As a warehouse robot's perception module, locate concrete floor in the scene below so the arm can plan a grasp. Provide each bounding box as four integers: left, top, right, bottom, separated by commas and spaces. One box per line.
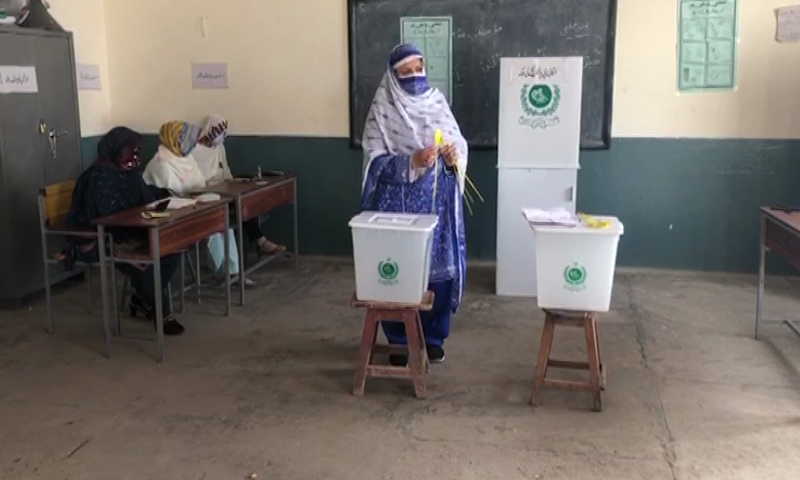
2, 259, 800, 479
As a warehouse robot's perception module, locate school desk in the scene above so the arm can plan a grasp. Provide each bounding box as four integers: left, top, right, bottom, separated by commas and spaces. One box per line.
94, 199, 233, 363
756, 207, 800, 340
197, 173, 299, 306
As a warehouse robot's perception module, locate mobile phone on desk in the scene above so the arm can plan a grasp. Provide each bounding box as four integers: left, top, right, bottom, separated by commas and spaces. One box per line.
263, 170, 284, 176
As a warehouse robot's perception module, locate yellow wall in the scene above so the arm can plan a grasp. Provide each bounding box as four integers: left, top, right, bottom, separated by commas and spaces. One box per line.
52, 0, 800, 139
103, 0, 349, 136
49, 0, 112, 136
614, 0, 800, 138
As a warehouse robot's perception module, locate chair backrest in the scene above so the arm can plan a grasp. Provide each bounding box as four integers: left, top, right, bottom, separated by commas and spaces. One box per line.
39, 180, 76, 228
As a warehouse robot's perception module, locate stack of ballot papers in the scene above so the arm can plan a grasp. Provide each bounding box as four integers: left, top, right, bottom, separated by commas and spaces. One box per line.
521, 207, 579, 227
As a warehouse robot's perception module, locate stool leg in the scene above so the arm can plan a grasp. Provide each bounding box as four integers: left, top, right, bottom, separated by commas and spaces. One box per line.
353, 310, 379, 397
584, 316, 603, 412
404, 310, 427, 399
415, 312, 430, 373
531, 315, 556, 406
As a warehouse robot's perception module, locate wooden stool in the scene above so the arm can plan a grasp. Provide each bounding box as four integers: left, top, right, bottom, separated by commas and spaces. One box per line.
531, 309, 606, 412
351, 291, 434, 399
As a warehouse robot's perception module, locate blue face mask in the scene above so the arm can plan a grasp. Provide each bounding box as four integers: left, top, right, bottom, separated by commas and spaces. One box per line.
397, 72, 430, 95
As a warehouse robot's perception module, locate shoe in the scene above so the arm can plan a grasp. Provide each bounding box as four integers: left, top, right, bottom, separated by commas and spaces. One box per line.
129, 294, 155, 320
155, 315, 185, 336
229, 275, 256, 288
389, 354, 408, 367
427, 345, 445, 363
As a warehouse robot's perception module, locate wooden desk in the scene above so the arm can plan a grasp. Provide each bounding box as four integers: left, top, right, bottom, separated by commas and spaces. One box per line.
756, 207, 800, 340
198, 174, 299, 305
94, 199, 233, 362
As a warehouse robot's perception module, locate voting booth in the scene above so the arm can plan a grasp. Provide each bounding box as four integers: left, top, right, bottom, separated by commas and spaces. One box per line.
496, 57, 584, 297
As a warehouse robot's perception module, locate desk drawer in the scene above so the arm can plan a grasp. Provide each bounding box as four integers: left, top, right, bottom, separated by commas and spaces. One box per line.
765, 218, 800, 271
241, 181, 294, 221
158, 207, 227, 256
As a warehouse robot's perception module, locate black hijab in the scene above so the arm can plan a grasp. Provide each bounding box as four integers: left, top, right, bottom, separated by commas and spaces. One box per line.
67, 127, 161, 229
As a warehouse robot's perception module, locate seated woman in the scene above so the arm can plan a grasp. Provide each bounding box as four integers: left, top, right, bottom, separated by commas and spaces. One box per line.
143, 120, 252, 287
66, 126, 185, 335
361, 44, 468, 364
193, 114, 286, 256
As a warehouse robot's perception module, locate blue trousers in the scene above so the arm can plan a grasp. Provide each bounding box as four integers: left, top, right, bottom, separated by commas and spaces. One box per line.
382, 279, 453, 348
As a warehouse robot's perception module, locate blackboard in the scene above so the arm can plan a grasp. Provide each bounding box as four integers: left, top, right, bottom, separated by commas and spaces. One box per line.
348, 0, 617, 150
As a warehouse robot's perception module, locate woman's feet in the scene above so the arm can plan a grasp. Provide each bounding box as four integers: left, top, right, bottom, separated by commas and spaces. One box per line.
221, 274, 256, 288
128, 293, 184, 336
161, 315, 185, 336
256, 237, 286, 256
388, 345, 445, 366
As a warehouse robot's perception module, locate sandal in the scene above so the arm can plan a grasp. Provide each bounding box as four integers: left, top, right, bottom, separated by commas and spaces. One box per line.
258, 241, 286, 256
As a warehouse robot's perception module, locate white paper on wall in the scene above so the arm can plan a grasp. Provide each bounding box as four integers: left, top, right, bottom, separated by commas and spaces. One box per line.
191, 62, 229, 89
77, 63, 102, 90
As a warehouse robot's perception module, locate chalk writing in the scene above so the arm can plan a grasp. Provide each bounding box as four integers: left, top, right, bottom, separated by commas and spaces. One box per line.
560, 22, 590, 38
454, 25, 503, 41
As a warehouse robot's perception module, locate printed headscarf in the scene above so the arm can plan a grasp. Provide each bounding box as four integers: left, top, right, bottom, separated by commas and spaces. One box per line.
389, 43, 429, 96
158, 121, 200, 157
362, 44, 468, 193
96, 126, 143, 171
198, 114, 228, 147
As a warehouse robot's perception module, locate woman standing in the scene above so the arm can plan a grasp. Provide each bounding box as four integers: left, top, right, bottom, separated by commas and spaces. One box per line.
193, 114, 286, 256
67, 127, 185, 335
144, 121, 251, 286
361, 44, 468, 364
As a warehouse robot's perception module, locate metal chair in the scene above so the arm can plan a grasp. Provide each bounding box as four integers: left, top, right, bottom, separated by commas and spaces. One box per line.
38, 180, 106, 334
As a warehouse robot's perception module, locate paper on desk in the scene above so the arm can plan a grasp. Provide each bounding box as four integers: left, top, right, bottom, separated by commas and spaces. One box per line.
147, 197, 197, 210
521, 207, 578, 226
777, 5, 800, 43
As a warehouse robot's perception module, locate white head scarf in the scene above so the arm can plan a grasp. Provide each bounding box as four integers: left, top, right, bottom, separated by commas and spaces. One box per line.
193, 114, 232, 183
362, 51, 468, 193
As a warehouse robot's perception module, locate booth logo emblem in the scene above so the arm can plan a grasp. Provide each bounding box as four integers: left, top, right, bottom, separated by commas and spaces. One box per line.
519, 83, 561, 129
378, 258, 399, 285
564, 263, 587, 291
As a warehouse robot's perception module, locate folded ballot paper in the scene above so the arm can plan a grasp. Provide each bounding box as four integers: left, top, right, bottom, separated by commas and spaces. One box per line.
521, 207, 579, 227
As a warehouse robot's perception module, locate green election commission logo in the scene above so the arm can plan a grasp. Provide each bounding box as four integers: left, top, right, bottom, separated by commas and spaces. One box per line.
378, 258, 399, 286
519, 83, 561, 129
564, 263, 587, 291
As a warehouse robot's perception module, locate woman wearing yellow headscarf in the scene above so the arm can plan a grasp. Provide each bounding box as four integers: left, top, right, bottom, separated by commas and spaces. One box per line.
144, 121, 252, 287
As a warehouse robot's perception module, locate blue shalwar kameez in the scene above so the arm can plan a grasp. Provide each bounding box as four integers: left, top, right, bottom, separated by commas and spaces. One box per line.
360, 44, 468, 348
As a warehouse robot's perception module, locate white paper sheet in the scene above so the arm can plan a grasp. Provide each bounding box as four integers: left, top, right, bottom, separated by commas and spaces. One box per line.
521, 207, 578, 226
0, 66, 38, 94
191, 62, 229, 89
77, 63, 102, 90
777, 6, 800, 43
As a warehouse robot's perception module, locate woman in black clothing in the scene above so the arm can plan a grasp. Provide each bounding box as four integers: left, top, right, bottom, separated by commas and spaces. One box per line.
66, 126, 185, 335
